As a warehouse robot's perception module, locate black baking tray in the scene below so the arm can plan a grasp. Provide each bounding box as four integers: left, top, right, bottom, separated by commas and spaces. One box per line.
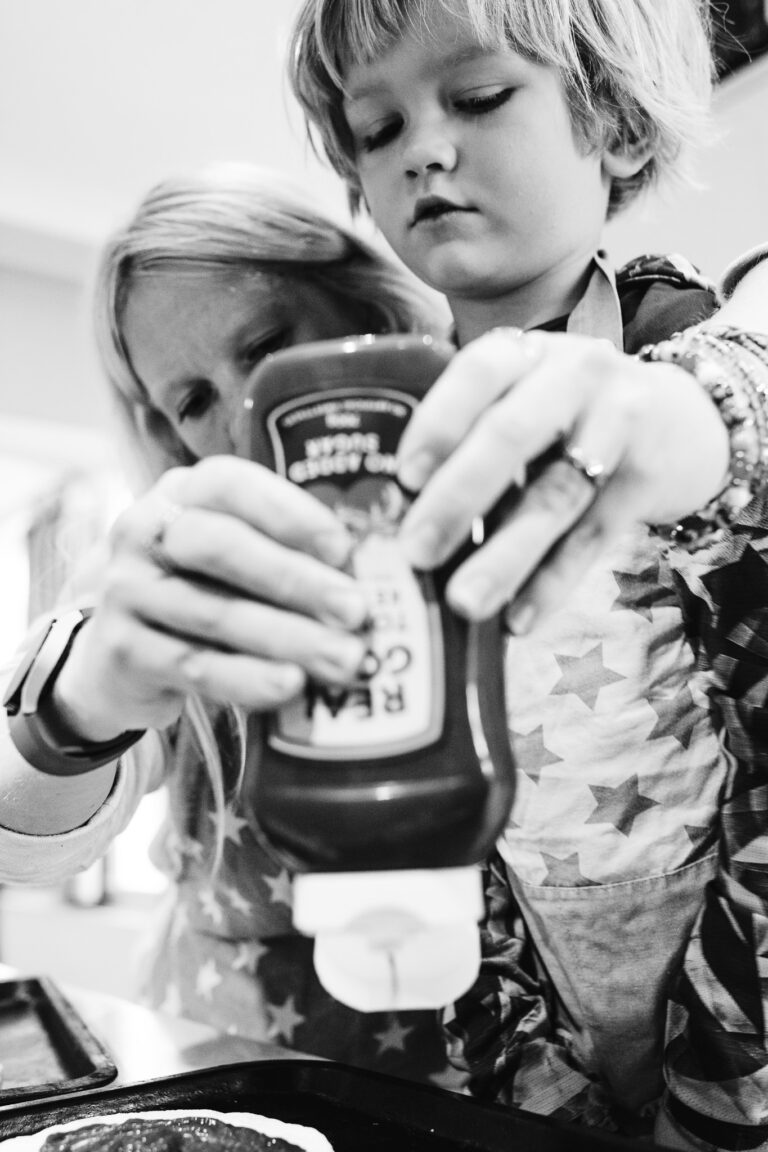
0, 1058, 645, 1151
0, 977, 117, 1104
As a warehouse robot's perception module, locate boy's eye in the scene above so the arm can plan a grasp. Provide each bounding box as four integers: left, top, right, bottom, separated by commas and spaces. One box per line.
454, 87, 513, 115
357, 117, 402, 154
177, 382, 215, 424
242, 328, 290, 368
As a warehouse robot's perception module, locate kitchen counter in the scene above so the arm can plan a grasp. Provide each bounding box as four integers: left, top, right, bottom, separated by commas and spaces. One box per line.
0, 961, 315, 1109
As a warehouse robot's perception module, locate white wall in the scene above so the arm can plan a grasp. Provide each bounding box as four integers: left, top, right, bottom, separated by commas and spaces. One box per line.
0, 0, 347, 446
606, 55, 768, 276
0, 0, 344, 245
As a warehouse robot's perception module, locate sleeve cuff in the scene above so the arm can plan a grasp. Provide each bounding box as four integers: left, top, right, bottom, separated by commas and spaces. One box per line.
719, 243, 768, 301
0, 732, 165, 885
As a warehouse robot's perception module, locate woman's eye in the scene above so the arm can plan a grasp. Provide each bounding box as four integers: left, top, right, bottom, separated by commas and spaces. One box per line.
242, 328, 289, 368
177, 383, 215, 424
455, 88, 513, 115
358, 118, 402, 153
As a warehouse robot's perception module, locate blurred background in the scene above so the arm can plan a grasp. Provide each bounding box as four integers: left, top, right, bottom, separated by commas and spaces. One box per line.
0, 0, 766, 996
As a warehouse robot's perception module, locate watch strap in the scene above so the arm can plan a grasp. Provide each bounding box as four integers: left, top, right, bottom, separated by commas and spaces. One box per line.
3, 608, 143, 776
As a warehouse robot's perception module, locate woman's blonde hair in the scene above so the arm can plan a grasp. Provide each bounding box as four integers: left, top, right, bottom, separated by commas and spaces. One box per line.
289, 0, 715, 216
94, 161, 443, 485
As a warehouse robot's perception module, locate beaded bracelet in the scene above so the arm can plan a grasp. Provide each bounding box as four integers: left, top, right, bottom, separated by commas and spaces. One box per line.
639, 325, 768, 551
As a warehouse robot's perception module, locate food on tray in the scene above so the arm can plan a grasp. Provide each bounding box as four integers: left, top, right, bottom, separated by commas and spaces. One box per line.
0, 1110, 333, 1152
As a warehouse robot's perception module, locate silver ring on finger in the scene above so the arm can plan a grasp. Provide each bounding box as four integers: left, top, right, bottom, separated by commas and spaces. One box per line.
561, 443, 607, 492
146, 501, 185, 571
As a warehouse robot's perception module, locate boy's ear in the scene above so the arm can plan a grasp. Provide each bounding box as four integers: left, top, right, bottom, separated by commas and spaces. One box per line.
602, 140, 653, 180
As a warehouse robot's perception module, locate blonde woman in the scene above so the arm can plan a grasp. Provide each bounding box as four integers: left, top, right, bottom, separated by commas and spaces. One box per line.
0, 162, 464, 1087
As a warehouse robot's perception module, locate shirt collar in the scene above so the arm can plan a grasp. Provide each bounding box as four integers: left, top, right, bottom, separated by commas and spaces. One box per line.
565, 249, 623, 349
446, 250, 623, 349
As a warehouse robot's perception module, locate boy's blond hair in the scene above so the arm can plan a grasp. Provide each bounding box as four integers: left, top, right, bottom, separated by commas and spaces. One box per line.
289, 0, 715, 217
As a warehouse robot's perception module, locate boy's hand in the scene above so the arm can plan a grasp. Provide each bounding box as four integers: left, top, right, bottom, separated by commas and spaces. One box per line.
396, 328, 729, 633
54, 456, 369, 738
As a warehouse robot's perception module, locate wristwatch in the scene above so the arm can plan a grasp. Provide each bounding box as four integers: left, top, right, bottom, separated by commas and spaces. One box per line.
2, 608, 143, 776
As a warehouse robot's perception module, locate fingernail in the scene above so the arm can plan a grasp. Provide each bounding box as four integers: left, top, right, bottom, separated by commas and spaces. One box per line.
506, 602, 536, 636
270, 664, 305, 698
399, 522, 441, 569
398, 451, 436, 493
315, 528, 354, 569
322, 584, 369, 630
448, 574, 494, 619
315, 635, 366, 682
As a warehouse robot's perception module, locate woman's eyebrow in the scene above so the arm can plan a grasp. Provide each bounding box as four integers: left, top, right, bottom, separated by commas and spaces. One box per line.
154, 374, 206, 411
232, 315, 285, 349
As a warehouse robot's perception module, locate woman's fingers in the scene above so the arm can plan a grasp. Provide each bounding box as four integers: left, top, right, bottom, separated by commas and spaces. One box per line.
444, 457, 599, 619
398, 328, 542, 490
83, 614, 310, 720
67, 454, 378, 731
121, 566, 366, 686
507, 481, 647, 635
395, 330, 732, 631
158, 456, 356, 568
124, 505, 368, 630
111, 458, 370, 632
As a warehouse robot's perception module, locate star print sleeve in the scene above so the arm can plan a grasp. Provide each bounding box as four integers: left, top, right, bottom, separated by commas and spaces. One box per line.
0, 728, 165, 885
443, 850, 592, 1117
660, 503, 768, 1150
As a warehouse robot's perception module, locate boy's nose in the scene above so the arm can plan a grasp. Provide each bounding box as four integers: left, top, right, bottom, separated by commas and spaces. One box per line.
404, 126, 458, 177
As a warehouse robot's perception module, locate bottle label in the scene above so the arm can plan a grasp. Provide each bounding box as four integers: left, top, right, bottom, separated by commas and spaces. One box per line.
265, 389, 444, 760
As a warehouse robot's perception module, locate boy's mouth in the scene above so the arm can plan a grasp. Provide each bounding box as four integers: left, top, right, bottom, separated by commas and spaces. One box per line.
410, 196, 474, 227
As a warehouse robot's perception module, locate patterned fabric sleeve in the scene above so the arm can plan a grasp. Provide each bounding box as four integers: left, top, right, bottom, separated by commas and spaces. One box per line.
660, 492, 768, 1150
444, 850, 596, 1119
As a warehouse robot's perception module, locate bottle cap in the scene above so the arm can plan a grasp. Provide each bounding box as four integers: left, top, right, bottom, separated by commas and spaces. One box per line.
292, 867, 483, 1012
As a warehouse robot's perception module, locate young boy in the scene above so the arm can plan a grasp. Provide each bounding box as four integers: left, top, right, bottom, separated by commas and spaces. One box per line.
289, 1, 768, 1147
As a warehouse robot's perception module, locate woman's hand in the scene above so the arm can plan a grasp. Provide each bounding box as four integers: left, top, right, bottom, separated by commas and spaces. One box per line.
396, 328, 730, 633
53, 456, 369, 739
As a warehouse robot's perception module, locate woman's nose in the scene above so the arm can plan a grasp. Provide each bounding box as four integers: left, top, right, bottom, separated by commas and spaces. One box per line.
404, 120, 458, 177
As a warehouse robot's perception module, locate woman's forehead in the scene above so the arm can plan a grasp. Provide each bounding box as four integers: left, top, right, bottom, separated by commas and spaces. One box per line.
127, 264, 295, 316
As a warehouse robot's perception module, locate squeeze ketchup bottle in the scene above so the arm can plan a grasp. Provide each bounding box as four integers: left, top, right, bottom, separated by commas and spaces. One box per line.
237, 333, 516, 1011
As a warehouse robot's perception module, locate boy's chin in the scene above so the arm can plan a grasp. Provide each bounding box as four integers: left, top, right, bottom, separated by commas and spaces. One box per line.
421, 261, 520, 303
407, 243, 511, 300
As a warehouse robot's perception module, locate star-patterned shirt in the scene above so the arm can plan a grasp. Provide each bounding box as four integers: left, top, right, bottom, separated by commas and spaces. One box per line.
445, 258, 768, 1148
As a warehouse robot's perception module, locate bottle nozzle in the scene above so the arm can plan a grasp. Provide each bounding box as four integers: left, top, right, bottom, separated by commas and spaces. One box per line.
293, 868, 483, 1012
